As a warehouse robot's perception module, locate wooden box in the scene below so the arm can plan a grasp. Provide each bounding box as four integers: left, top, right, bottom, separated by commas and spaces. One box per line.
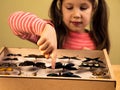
0, 47, 116, 90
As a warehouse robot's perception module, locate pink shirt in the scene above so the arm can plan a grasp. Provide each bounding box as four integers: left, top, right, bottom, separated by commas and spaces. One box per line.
63, 32, 96, 50
8, 11, 96, 50
8, 11, 52, 43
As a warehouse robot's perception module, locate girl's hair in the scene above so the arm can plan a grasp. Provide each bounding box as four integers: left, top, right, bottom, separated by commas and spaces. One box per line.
49, 0, 110, 53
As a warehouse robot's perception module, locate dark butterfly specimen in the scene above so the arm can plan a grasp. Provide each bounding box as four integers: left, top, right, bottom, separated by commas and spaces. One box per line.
0, 62, 17, 68
35, 62, 46, 69
92, 68, 109, 77
19, 61, 46, 69
80, 57, 105, 68
7, 53, 22, 56
47, 71, 80, 78
24, 54, 45, 58
48, 62, 77, 70
59, 56, 80, 60
63, 63, 77, 70
3, 53, 21, 61
3, 58, 18, 61
0, 62, 21, 75
19, 61, 35, 66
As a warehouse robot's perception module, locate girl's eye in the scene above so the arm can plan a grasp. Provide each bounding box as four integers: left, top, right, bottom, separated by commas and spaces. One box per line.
80, 6, 88, 10
66, 7, 73, 10
80, 5, 89, 10
65, 5, 73, 10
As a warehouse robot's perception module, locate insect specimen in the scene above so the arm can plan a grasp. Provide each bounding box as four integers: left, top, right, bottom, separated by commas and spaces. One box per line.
7, 53, 22, 56
24, 54, 45, 58
19, 61, 46, 69
48, 62, 77, 70
59, 56, 80, 60
80, 57, 105, 68
3, 58, 18, 61
47, 71, 80, 78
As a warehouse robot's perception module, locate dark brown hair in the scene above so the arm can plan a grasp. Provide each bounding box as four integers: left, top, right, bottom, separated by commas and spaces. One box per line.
49, 0, 110, 53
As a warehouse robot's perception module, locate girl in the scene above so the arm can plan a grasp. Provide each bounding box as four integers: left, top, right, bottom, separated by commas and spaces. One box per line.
8, 0, 110, 68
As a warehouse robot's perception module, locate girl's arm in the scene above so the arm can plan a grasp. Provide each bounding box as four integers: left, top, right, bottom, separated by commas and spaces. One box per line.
8, 11, 52, 43
37, 24, 57, 68
8, 11, 57, 68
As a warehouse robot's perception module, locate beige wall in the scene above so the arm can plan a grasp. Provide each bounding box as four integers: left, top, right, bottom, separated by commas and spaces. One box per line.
0, 0, 120, 64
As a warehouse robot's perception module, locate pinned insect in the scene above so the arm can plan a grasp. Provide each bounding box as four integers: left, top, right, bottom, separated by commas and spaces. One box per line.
48, 62, 77, 70
0, 63, 17, 68
3, 58, 18, 61
80, 57, 106, 69
3, 54, 21, 62
24, 54, 45, 58
0, 63, 20, 75
19, 61, 46, 69
92, 68, 108, 76
19, 61, 35, 66
47, 71, 80, 78
7, 53, 22, 56
79, 57, 109, 77
0, 67, 13, 71
59, 56, 80, 60
24, 54, 46, 62
35, 62, 46, 69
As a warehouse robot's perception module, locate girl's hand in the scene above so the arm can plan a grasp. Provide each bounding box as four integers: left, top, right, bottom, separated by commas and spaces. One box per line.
37, 24, 57, 69
83, 47, 91, 50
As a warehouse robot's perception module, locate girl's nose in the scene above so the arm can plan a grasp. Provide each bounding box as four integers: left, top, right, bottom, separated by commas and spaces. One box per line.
73, 9, 82, 19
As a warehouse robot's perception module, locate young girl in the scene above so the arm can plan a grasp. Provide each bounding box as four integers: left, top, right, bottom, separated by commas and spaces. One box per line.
8, 0, 110, 68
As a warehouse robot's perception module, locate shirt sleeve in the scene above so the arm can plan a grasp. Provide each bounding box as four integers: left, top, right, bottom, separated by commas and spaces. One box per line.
8, 11, 53, 43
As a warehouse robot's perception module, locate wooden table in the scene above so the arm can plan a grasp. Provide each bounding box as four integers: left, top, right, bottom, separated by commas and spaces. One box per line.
112, 65, 120, 90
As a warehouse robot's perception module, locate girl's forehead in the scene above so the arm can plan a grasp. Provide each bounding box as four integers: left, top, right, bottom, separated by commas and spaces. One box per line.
62, 0, 92, 6
62, 0, 91, 3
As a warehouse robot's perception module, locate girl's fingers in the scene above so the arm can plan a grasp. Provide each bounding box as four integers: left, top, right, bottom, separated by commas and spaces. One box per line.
50, 49, 57, 69
39, 44, 53, 55
38, 41, 49, 51
83, 47, 91, 50
37, 24, 57, 69
41, 49, 56, 69
37, 37, 46, 46
51, 57, 56, 69
44, 54, 50, 59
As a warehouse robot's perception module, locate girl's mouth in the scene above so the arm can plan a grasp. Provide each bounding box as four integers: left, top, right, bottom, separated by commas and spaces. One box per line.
71, 21, 83, 26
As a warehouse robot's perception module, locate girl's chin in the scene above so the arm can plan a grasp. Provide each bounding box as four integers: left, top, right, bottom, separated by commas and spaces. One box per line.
68, 28, 85, 33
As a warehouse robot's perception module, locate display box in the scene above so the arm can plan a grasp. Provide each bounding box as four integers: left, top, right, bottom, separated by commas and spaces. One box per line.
0, 47, 116, 90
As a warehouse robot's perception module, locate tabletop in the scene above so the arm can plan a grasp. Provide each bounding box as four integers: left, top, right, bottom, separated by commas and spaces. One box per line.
112, 65, 120, 90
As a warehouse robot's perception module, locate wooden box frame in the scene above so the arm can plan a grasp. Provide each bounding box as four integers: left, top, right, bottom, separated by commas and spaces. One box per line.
0, 47, 116, 90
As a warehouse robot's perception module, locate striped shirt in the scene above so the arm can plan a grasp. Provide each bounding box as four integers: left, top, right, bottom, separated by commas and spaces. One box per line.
63, 31, 96, 50
8, 11, 96, 50
8, 11, 52, 43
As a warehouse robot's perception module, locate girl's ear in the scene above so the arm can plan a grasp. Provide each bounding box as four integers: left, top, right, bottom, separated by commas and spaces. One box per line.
92, 0, 97, 12
91, 0, 98, 19
57, 0, 61, 10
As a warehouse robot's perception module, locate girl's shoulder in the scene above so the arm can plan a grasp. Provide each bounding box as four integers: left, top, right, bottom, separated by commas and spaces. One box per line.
43, 19, 54, 27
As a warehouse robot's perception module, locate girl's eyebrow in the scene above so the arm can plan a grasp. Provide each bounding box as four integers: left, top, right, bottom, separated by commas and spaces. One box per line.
64, 3, 73, 5
81, 3, 89, 6
63, 3, 73, 8
64, 2, 90, 6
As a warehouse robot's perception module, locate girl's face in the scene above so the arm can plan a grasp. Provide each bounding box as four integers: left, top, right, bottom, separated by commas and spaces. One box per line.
62, 0, 93, 33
